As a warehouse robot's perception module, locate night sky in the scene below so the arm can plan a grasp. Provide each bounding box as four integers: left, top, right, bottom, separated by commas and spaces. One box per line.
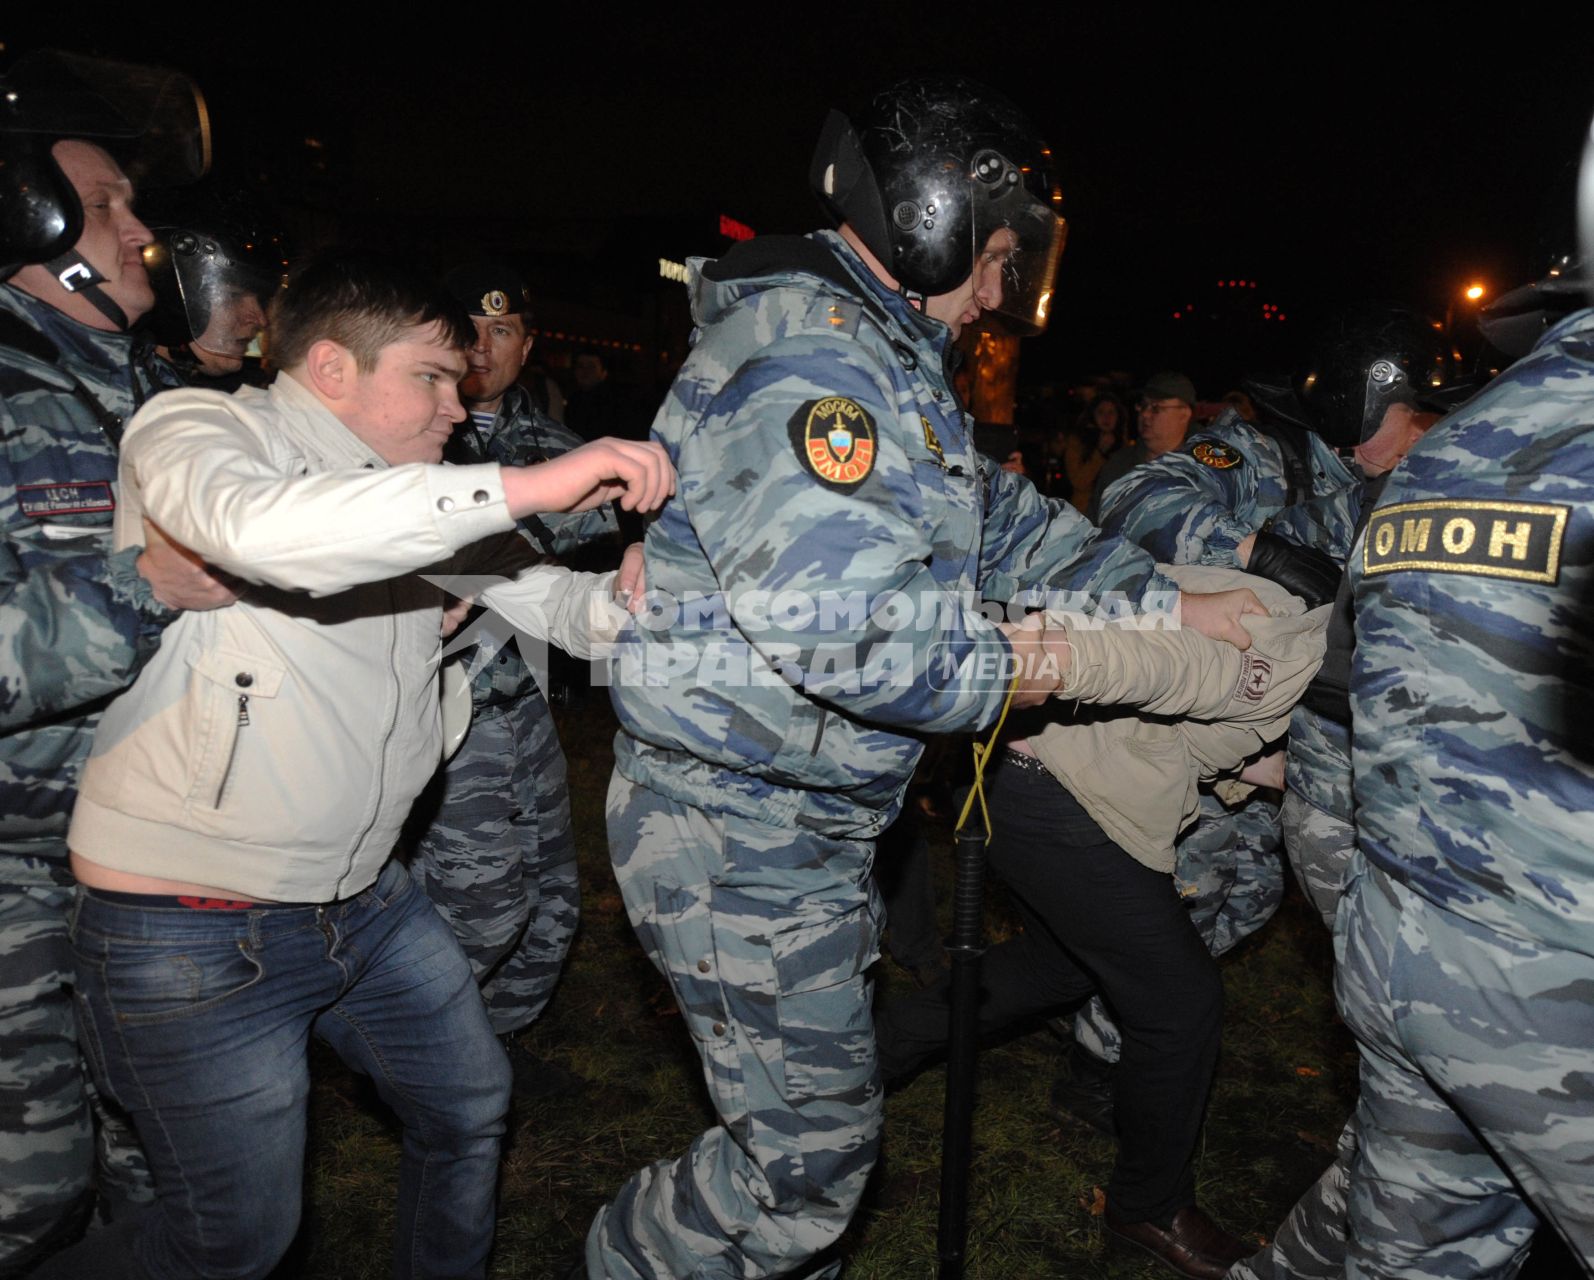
8, 10, 1594, 390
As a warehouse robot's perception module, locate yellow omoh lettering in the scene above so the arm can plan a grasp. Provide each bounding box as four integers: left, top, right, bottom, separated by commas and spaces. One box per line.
1441, 518, 1476, 555
1398, 518, 1432, 554
1488, 520, 1532, 561
1374, 522, 1396, 556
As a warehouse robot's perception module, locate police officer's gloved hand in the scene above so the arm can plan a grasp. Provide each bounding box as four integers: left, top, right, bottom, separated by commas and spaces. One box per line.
1245, 532, 1342, 608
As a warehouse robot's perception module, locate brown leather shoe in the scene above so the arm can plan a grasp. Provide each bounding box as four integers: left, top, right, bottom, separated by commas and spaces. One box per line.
1103, 1202, 1254, 1279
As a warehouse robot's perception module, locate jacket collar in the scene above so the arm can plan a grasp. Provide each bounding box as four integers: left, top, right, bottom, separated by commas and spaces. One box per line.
269, 370, 391, 470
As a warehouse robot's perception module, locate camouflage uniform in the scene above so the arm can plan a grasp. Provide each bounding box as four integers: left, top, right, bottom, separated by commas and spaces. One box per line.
1229, 490, 1369, 1280
1081, 409, 1357, 1063
410, 385, 616, 1036
0, 284, 179, 1274
1266, 480, 1371, 931
1243, 306, 1594, 1278
592, 230, 1176, 1279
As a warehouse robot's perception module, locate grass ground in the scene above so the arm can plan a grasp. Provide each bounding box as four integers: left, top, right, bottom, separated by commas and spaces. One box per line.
287, 692, 1571, 1279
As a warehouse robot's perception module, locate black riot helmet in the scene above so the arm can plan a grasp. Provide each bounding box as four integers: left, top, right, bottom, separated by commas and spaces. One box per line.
141, 187, 288, 367
810, 75, 1067, 334
0, 50, 209, 323
1252, 305, 1455, 449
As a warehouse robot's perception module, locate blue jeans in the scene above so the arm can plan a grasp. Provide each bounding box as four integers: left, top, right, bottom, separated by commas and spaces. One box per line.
57, 859, 510, 1280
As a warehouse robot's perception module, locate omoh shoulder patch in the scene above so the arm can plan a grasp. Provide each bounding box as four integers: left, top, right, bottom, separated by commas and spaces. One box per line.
1362, 499, 1569, 585
1191, 441, 1242, 470
789, 397, 877, 489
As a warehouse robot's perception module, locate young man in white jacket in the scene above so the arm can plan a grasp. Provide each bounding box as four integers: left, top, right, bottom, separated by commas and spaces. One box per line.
39, 254, 673, 1280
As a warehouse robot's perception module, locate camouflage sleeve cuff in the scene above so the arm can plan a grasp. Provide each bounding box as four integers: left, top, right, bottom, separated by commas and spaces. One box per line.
105, 544, 178, 649
1149, 569, 1180, 598
1202, 518, 1255, 566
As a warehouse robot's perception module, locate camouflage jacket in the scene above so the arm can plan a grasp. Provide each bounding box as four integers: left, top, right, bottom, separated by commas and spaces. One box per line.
0, 285, 179, 884
1350, 305, 1594, 953
449, 383, 619, 709
1098, 407, 1357, 566
611, 230, 1176, 837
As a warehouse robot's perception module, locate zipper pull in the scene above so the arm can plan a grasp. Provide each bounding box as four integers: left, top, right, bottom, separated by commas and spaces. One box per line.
237, 694, 251, 726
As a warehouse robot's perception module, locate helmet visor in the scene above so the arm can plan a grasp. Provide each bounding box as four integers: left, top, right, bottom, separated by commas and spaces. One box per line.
967, 163, 1067, 336
145, 232, 277, 359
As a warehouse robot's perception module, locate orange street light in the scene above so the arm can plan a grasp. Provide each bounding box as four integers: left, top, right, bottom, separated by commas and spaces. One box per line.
1464, 283, 1486, 301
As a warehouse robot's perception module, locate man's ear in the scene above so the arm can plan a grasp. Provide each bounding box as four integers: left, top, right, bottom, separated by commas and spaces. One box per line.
304, 339, 354, 401
519, 333, 535, 364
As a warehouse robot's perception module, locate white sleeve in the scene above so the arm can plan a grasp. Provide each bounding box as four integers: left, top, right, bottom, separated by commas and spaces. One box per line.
120, 393, 515, 596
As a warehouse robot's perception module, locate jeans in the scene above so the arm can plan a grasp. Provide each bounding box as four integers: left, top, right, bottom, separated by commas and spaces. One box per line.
874, 755, 1222, 1223
54, 859, 510, 1280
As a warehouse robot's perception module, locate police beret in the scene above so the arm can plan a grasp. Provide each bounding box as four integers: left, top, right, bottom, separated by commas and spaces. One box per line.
443, 259, 531, 318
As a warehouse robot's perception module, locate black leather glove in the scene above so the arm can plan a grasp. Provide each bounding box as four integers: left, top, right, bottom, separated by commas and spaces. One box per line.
1245, 531, 1342, 608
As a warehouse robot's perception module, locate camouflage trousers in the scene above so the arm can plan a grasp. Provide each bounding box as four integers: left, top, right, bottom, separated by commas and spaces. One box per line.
587, 773, 884, 1280
410, 693, 579, 1037
1281, 790, 1355, 932
1076, 788, 1284, 1063
1236, 862, 1594, 1279
0, 881, 150, 1277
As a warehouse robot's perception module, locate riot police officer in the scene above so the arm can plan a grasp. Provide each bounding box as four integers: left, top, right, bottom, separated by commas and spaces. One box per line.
1236, 126, 1594, 1279
141, 185, 287, 385
0, 49, 232, 1275
586, 74, 1258, 1280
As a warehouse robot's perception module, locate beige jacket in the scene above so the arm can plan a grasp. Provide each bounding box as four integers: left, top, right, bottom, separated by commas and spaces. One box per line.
70, 375, 625, 901
1025, 565, 1327, 871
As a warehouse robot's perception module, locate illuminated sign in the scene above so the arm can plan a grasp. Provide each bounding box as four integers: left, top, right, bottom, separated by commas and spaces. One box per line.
719, 214, 755, 242
659, 258, 690, 284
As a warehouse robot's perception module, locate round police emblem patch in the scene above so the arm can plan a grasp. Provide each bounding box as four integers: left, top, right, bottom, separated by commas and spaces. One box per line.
788, 397, 877, 489
481, 289, 510, 316
1192, 441, 1242, 469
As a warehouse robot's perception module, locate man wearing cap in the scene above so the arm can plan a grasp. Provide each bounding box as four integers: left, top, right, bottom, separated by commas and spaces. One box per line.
408, 261, 619, 1096
1085, 371, 1197, 522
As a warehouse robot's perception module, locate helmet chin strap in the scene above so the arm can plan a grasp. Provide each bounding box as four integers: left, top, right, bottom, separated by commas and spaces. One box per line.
44, 250, 130, 331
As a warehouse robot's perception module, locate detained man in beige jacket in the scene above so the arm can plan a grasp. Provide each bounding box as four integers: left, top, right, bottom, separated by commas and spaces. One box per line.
886, 569, 1326, 1278
42, 255, 674, 1280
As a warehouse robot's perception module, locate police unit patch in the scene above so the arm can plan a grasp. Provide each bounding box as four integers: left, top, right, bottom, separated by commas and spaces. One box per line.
1234, 652, 1273, 703
17, 482, 114, 518
1362, 499, 1569, 585
921, 416, 946, 467
1192, 441, 1242, 470
789, 397, 877, 489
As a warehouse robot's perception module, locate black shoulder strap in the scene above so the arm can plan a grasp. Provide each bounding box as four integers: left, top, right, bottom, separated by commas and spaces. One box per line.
0, 309, 61, 366
1301, 472, 1392, 725
0, 309, 127, 448
1252, 417, 1315, 508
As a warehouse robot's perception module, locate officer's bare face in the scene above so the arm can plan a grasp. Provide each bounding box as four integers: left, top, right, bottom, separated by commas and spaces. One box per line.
461, 314, 533, 411
341, 323, 469, 465
53, 140, 156, 321
1137, 399, 1193, 460
925, 229, 1015, 340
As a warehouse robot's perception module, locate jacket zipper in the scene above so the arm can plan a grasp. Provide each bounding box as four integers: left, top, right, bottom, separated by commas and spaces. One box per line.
214, 694, 250, 807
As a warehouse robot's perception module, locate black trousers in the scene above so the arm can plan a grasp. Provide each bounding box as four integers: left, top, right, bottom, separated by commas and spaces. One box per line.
874, 753, 1223, 1223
